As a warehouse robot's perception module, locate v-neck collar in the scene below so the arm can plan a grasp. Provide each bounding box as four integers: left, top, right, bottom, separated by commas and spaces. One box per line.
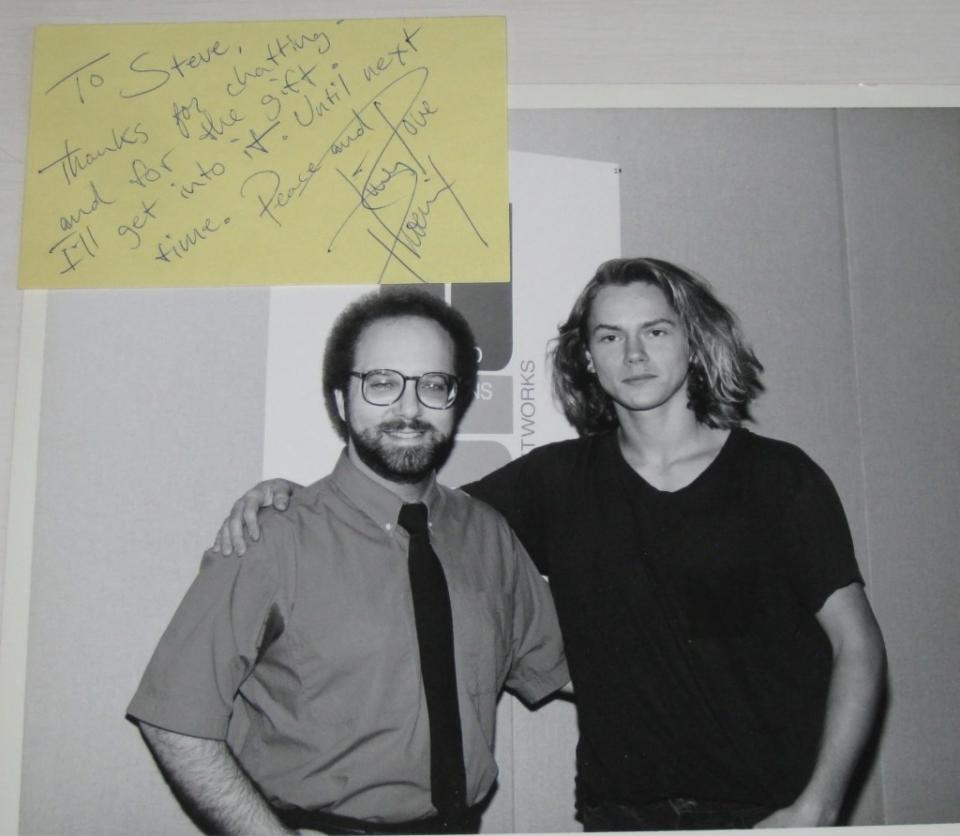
613, 427, 744, 500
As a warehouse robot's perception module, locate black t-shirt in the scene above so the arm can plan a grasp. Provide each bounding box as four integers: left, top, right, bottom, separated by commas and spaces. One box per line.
464, 428, 863, 808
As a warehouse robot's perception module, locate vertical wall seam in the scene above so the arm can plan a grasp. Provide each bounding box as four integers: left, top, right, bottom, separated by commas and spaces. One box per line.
0, 290, 48, 836
833, 114, 874, 582
833, 108, 888, 826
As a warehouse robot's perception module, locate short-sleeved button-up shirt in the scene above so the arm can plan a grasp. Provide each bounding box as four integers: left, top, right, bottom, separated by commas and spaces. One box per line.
128, 452, 568, 822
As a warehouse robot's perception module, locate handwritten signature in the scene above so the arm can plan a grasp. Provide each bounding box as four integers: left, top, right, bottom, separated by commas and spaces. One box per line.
239, 64, 487, 282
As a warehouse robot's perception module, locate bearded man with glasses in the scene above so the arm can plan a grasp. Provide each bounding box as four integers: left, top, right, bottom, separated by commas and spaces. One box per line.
127, 290, 569, 836
345, 368, 461, 479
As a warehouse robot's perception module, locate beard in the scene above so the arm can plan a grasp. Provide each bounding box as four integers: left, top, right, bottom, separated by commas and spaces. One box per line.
349, 417, 455, 484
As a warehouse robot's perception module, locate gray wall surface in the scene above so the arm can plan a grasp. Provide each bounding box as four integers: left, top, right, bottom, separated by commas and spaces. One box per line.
22, 290, 269, 833
839, 110, 960, 824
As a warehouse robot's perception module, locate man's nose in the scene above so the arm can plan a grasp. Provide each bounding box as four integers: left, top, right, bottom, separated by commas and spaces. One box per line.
625, 335, 647, 363
394, 381, 423, 417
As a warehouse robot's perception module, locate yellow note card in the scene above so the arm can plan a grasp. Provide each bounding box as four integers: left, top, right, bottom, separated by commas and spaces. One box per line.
20, 18, 508, 288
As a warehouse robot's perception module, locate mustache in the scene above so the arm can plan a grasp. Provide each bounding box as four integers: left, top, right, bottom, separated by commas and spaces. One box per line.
378, 419, 437, 433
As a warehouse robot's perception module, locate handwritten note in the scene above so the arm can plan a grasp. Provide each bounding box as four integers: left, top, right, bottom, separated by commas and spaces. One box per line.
19, 18, 508, 288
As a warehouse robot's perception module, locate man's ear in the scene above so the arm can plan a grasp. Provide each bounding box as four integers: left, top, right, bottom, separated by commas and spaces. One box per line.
584, 349, 596, 374
334, 389, 347, 422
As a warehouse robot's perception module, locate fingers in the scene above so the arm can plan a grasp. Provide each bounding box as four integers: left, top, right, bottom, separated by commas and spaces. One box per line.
242, 496, 261, 545
215, 480, 298, 559
214, 520, 232, 556
228, 499, 248, 556
268, 479, 292, 510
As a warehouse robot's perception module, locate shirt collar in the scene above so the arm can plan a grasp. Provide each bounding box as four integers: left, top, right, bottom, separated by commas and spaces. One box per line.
330, 449, 443, 532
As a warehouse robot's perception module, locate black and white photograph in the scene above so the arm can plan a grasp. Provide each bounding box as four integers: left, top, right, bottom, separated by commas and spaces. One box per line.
1, 4, 958, 835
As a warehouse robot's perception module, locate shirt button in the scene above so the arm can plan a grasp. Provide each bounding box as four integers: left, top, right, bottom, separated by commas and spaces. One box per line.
385, 523, 393, 531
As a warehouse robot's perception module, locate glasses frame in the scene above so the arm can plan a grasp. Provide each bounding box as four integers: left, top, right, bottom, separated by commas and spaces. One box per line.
349, 369, 460, 410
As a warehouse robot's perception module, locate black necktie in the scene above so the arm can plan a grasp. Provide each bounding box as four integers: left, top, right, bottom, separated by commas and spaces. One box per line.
398, 502, 468, 822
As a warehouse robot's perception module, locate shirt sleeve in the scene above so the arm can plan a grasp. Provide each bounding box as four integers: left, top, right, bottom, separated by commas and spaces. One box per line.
502, 530, 569, 704
780, 452, 864, 613
463, 452, 551, 574
126, 539, 283, 740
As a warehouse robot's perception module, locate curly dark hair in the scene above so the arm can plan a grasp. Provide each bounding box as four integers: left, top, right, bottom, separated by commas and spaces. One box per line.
322, 288, 479, 442
550, 257, 765, 435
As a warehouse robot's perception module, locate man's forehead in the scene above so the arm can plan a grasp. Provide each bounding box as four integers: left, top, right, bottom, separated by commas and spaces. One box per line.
588, 283, 677, 326
354, 315, 454, 364
358, 314, 448, 340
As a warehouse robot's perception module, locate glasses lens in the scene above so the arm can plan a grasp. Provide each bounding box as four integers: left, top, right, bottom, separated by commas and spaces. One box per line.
417, 373, 456, 408
362, 370, 404, 405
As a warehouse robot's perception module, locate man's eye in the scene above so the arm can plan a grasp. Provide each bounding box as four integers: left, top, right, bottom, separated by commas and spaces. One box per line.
368, 377, 397, 390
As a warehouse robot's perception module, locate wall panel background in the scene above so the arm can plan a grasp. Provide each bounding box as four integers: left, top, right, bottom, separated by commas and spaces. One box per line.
838, 109, 960, 825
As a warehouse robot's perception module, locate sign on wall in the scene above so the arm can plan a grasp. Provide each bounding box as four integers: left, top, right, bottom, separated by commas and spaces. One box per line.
20, 17, 508, 289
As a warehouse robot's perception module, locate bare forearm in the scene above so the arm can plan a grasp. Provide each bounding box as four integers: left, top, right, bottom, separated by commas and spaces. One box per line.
141, 723, 292, 835
756, 584, 886, 829
797, 638, 886, 823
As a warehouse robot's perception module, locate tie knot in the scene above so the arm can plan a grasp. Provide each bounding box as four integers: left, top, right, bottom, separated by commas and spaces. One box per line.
398, 502, 429, 535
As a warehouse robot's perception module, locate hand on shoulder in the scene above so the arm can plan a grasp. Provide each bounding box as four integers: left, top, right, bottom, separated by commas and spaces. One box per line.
212, 478, 301, 556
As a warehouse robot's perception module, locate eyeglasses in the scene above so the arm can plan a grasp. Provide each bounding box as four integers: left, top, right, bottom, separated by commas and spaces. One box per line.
349, 369, 460, 410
